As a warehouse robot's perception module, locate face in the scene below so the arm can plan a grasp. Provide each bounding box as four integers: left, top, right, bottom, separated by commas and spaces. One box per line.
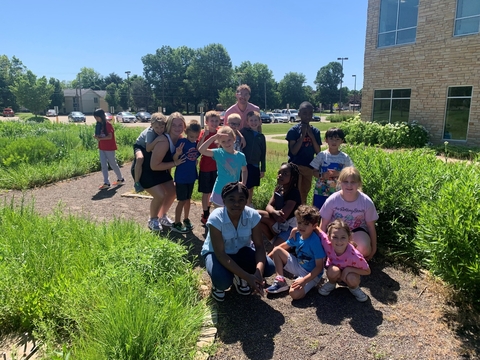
340, 175, 360, 194
94, 116, 101, 122
152, 122, 165, 136
170, 118, 185, 137
218, 133, 235, 150
187, 131, 199, 143
228, 119, 241, 130
298, 107, 313, 124
223, 191, 247, 216
296, 218, 316, 238
247, 115, 260, 131
206, 116, 220, 131
325, 136, 344, 151
277, 165, 292, 186
235, 90, 250, 105
329, 227, 349, 255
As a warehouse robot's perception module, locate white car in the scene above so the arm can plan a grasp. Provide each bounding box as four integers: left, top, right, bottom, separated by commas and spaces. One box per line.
46, 109, 57, 117
272, 113, 289, 123
281, 109, 299, 122
116, 112, 136, 123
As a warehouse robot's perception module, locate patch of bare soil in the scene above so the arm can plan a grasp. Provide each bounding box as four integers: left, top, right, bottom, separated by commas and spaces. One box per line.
1, 164, 478, 360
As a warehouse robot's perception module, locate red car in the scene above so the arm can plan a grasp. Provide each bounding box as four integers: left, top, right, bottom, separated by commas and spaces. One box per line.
3, 108, 14, 117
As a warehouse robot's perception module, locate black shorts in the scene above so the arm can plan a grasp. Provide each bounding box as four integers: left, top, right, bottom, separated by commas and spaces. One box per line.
176, 183, 194, 201
198, 170, 217, 193
352, 227, 368, 234
246, 164, 260, 189
133, 144, 146, 154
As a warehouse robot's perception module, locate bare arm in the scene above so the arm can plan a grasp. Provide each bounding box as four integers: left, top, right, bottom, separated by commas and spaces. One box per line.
291, 258, 325, 289
306, 126, 321, 154
288, 125, 308, 156
198, 133, 217, 157
150, 138, 184, 171
241, 165, 248, 187
146, 136, 162, 152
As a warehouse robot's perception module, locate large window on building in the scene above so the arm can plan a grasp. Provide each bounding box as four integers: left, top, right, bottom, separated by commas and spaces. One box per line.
454, 0, 480, 36
373, 89, 411, 123
378, 0, 419, 47
443, 86, 472, 141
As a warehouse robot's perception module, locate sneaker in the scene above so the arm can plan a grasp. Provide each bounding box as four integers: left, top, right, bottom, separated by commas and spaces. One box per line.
99, 183, 110, 190
201, 215, 208, 226
134, 182, 143, 193
159, 215, 174, 227
266, 275, 289, 294
113, 178, 125, 185
318, 281, 336, 296
147, 218, 162, 232
183, 218, 194, 231
171, 222, 188, 234
233, 274, 251, 295
211, 286, 225, 302
349, 287, 368, 302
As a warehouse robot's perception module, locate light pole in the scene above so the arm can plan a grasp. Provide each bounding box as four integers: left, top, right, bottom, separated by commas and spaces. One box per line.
337, 57, 348, 113
125, 71, 131, 111
160, 62, 165, 113
352, 74, 357, 113
264, 81, 267, 110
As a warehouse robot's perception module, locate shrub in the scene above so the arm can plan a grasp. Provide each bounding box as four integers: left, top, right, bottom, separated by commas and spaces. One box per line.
0, 137, 57, 167
326, 114, 354, 123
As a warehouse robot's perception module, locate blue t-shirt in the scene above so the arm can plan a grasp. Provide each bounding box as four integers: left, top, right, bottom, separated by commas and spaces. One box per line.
286, 231, 326, 276
174, 138, 200, 184
285, 124, 321, 167
211, 149, 247, 195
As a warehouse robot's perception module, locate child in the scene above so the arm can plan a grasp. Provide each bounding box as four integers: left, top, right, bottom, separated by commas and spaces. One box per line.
319, 167, 378, 260
132, 113, 167, 193
310, 127, 353, 209
226, 113, 245, 151
266, 205, 326, 300
285, 101, 322, 204
171, 120, 201, 233
198, 126, 247, 207
93, 108, 125, 189
318, 219, 371, 302
197, 111, 220, 224
258, 163, 301, 247
240, 111, 266, 207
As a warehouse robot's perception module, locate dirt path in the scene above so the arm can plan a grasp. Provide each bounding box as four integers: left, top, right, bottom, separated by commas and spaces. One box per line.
0, 165, 478, 359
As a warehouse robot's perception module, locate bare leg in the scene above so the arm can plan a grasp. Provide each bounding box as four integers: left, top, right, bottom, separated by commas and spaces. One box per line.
145, 185, 165, 218
158, 180, 176, 218
184, 199, 191, 220
269, 246, 289, 277
352, 231, 372, 258
134, 152, 144, 183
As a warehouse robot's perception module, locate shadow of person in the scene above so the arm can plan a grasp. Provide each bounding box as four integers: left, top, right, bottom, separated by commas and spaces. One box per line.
215, 294, 285, 360
163, 229, 206, 268
361, 262, 401, 304
91, 187, 121, 201
315, 287, 383, 337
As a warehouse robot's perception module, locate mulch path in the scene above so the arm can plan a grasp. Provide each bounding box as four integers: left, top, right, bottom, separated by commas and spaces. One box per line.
1, 164, 478, 360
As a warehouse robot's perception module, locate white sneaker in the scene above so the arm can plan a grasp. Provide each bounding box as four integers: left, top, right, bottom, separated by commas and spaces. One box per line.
349, 287, 368, 302
318, 281, 336, 296
159, 215, 174, 227
148, 218, 162, 232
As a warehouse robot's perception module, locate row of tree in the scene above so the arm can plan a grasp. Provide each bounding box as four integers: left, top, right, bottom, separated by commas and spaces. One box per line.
0, 46, 362, 115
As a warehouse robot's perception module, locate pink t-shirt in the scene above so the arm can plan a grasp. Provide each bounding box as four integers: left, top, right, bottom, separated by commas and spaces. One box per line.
224, 102, 260, 129
319, 191, 378, 232
320, 231, 369, 270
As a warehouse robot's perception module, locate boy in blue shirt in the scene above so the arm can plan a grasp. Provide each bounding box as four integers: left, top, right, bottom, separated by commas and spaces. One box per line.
172, 120, 201, 233
266, 205, 326, 300
285, 102, 321, 204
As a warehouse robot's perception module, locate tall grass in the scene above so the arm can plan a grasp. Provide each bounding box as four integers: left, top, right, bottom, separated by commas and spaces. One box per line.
0, 203, 207, 359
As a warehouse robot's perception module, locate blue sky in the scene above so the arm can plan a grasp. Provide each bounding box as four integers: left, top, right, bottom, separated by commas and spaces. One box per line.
4, 0, 367, 91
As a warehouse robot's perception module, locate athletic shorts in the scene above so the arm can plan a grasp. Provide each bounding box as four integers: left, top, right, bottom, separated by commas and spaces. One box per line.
246, 164, 260, 189
198, 170, 217, 194
176, 183, 194, 201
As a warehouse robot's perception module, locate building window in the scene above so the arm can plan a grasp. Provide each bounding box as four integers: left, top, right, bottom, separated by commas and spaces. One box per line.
454, 0, 480, 36
378, 0, 419, 47
443, 86, 472, 141
373, 89, 411, 123
94, 97, 98, 103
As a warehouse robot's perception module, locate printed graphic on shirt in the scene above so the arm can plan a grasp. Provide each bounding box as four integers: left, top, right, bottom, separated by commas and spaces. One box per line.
314, 161, 347, 196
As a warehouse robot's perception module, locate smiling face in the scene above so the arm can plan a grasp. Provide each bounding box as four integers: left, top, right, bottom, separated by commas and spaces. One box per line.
235, 89, 250, 106
340, 175, 360, 196
170, 118, 185, 138
298, 107, 313, 124
152, 122, 165, 136
329, 227, 350, 256
296, 218, 316, 239
186, 130, 199, 143
206, 116, 220, 132
223, 191, 247, 217
246, 114, 260, 131
325, 136, 344, 154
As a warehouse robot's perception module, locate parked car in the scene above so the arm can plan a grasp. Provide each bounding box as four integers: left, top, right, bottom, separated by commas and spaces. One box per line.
46, 109, 57, 117
135, 111, 152, 122
105, 112, 113, 122
271, 113, 289, 123
312, 114, 321, 122
116, 112, 136, 123
68, 111, 86, 122
260, 111, 272, 124
281, 109, 299, 122
3, 108, 14, 117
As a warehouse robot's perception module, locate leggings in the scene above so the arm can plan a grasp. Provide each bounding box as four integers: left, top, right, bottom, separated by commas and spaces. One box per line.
99, 150, 123, 184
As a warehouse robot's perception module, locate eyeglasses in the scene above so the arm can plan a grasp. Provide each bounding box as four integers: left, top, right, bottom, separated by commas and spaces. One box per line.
229, 122, 240, 126
236, 92, 250, 97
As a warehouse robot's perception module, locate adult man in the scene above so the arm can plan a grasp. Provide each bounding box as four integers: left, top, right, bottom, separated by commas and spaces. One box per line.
224, 84, 260, 130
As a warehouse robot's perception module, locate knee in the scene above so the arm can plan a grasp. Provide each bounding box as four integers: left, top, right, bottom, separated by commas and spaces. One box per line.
289, 288, 305, 300
345, 273, 361, 288
327, 266, 341, 281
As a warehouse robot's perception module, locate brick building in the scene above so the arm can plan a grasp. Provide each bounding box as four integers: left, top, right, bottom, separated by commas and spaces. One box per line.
362, 0, 480, 145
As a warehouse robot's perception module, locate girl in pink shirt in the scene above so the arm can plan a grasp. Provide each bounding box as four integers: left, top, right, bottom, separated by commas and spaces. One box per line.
318, 219, 371, 302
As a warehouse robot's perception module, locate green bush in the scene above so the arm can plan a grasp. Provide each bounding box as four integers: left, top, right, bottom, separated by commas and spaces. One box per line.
326, 114, 354, 123
0, 137, 57, 167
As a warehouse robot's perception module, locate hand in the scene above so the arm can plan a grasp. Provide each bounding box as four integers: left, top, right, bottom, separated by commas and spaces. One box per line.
291, 277, 305, 290
241, 137, 246, 149
203, 128, 210, 137
175, 142, 184, 157
306, 125, 314, 139
260, 172, 265, 179
174, 154, 186, 166
246, 271, 265, 297
301, 123, 308, 138
326, 169, 339, 179
288, 227, 298, 240
272, 210, 285, 223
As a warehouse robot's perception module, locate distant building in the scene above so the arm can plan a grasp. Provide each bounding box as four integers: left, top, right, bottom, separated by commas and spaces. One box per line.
63, 89, 108, 114
363, 0, 480, 145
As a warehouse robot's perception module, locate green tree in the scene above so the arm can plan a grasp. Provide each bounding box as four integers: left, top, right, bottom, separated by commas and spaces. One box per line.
71, 67, 104, 90
217, 88, 236, 109
48, 78, 64, 110
314, 62, 342, 112
118, 82, 129, 111
130, 75, 153, 111
0, 55, 26, 110
10, 71, 54, 115
105, 83, 120, 111
104, 73, 123, 87
278, 72, 308, 109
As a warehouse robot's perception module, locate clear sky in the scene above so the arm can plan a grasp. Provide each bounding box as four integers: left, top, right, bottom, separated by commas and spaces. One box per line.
3, 0, 367, 91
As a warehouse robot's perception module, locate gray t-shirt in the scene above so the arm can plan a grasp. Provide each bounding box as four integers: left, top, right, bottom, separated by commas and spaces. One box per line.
135, 128, 158, 149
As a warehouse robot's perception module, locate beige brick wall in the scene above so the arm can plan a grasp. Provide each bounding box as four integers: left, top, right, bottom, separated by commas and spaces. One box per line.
363, 0, 480, 146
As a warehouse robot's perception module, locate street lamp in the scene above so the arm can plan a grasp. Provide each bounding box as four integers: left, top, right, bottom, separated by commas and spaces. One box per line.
125, 71, 131, 111
160, 62, 165, 113
352, 74, 357, 113
337, 57, 348, 113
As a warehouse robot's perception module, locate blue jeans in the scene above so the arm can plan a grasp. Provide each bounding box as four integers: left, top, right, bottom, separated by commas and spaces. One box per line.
204, 246, 276, 290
